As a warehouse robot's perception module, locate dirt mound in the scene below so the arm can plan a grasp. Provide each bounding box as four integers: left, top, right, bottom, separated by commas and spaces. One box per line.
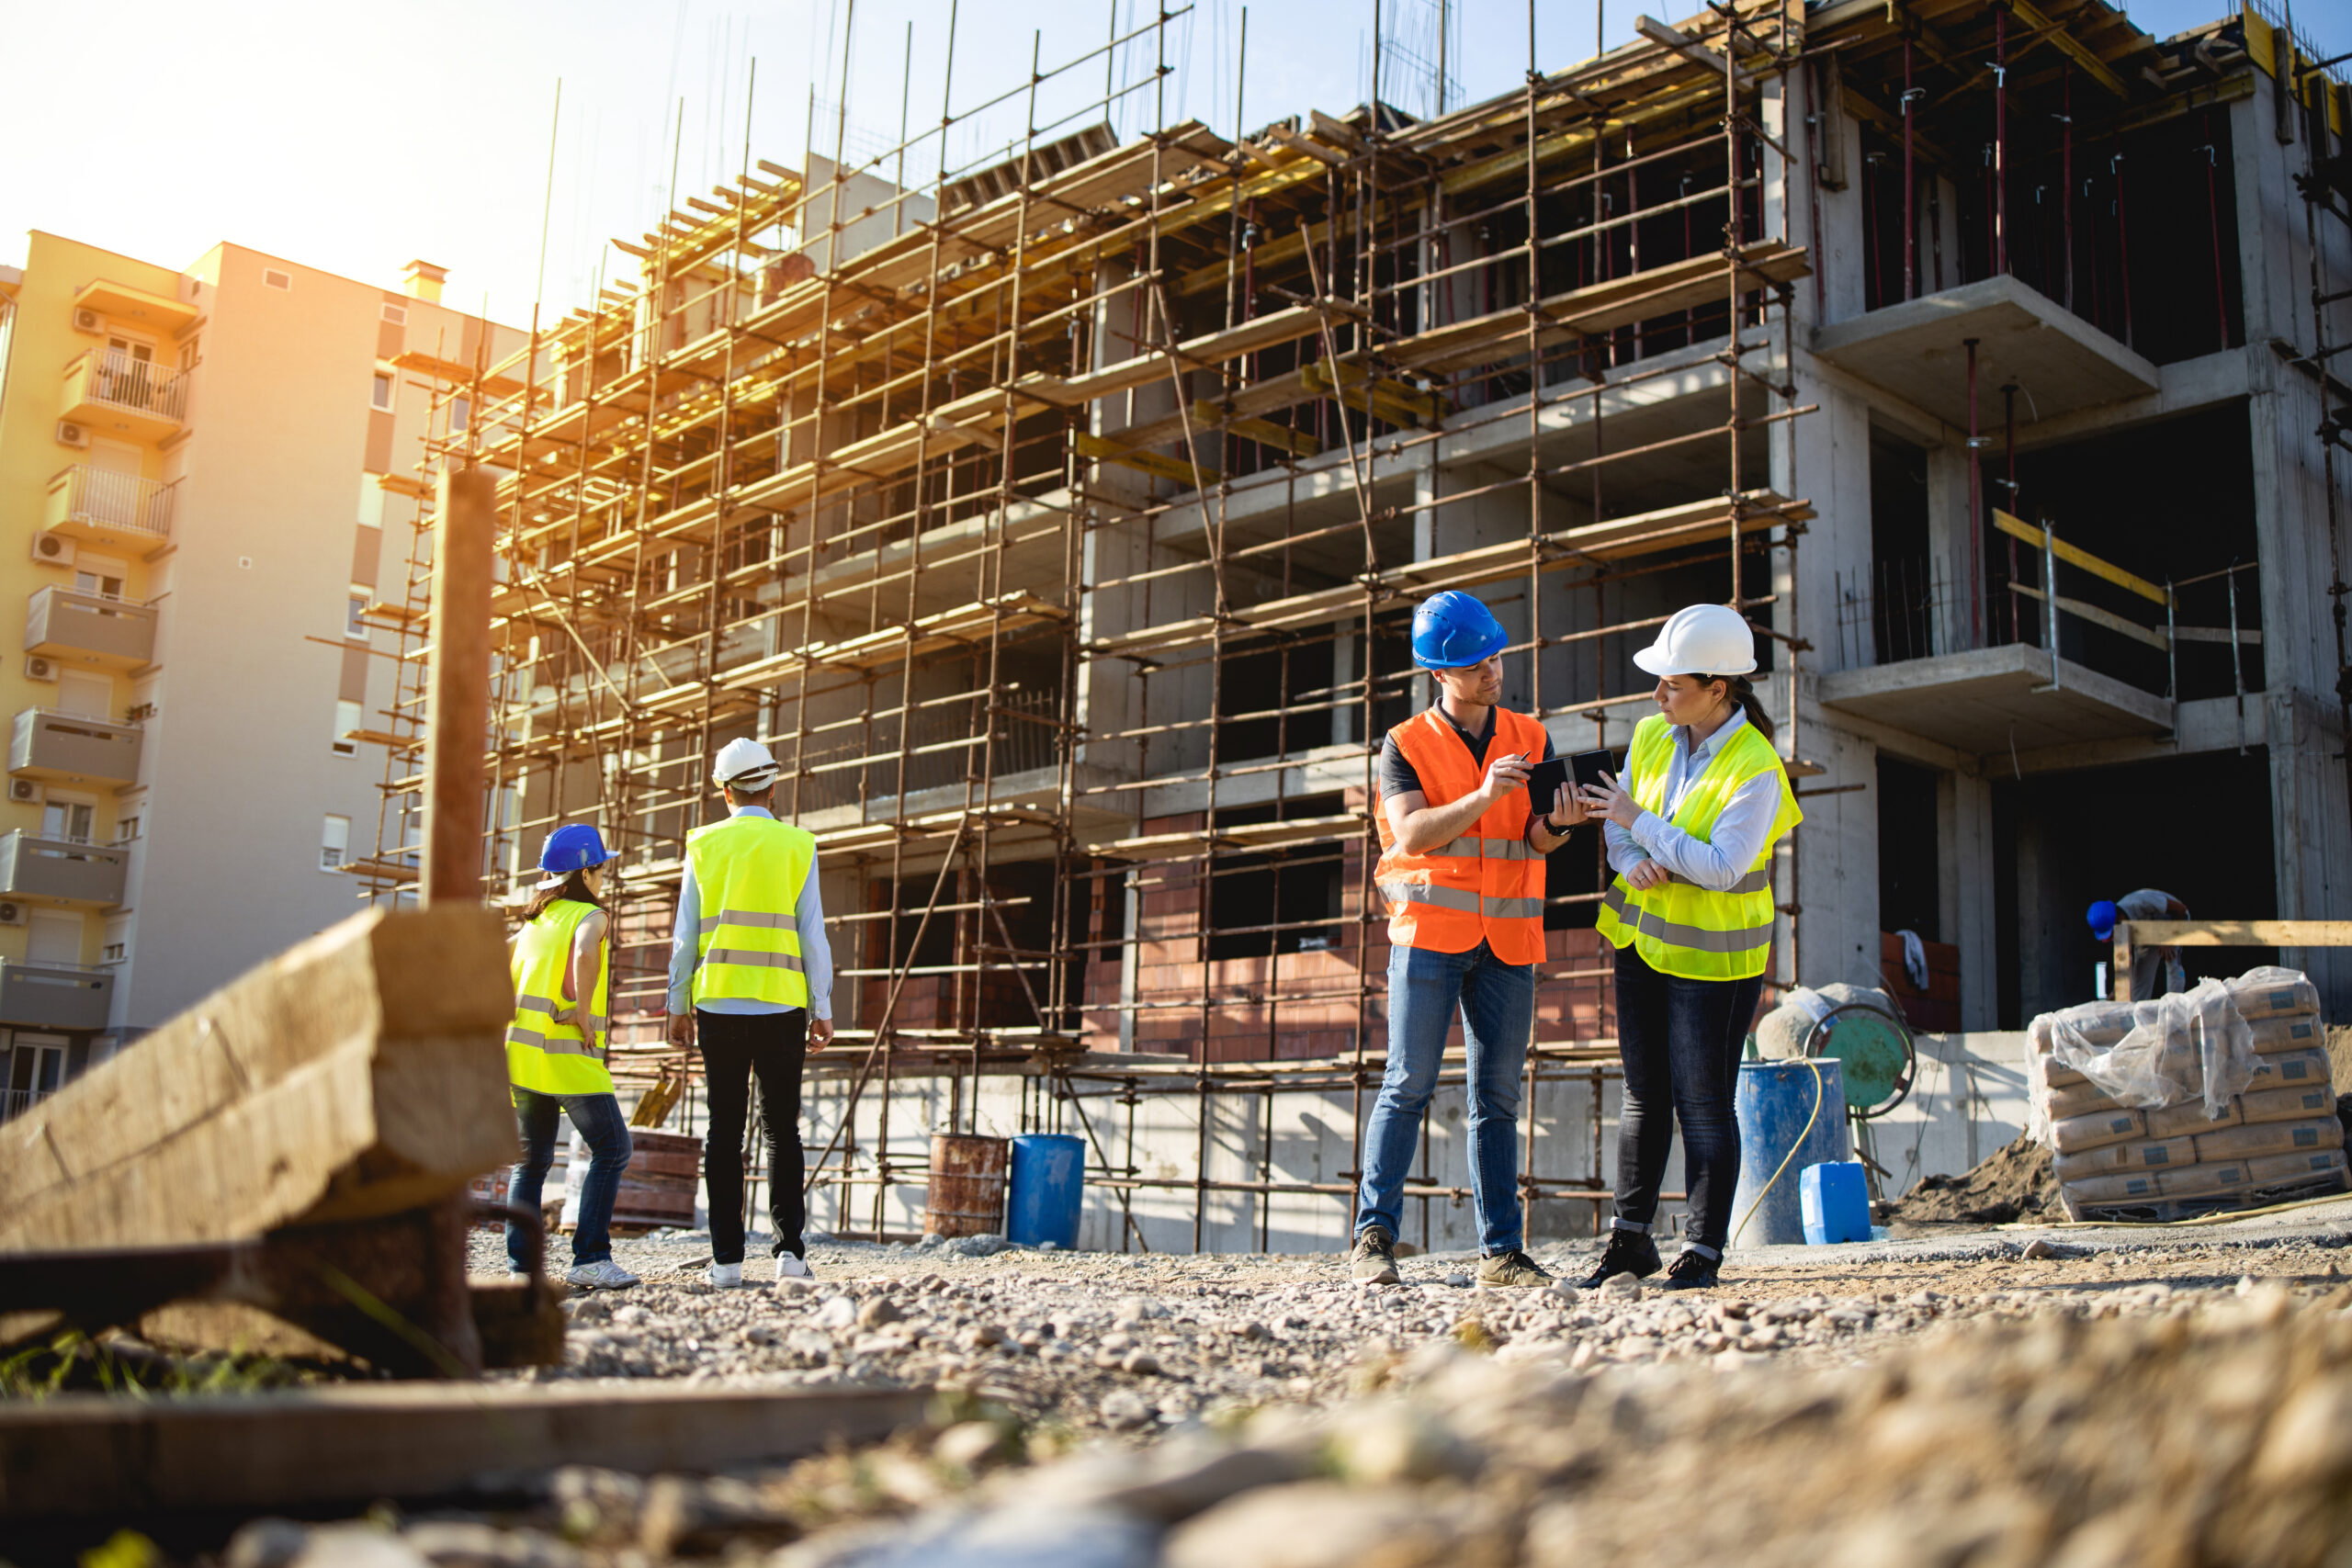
1886, 1132, 2059, 1231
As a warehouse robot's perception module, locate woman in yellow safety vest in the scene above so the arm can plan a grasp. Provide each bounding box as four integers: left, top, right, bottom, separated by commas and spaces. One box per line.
505, 823, 639, 1290
1579, 605, 1801, 1292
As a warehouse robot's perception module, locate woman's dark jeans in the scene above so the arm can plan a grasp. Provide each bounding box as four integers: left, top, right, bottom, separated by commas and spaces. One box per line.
1610, 943, 1764, 1254
509, 1088, 632, 1268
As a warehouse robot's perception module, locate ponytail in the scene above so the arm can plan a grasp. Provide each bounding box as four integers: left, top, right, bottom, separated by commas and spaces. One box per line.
1699, 672, 1774, 743
520, 869, 606, 924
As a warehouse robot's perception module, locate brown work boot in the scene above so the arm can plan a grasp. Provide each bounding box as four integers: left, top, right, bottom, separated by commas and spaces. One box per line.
1475, 1247, 1554, 1288
1350, 1225, 1402, 1284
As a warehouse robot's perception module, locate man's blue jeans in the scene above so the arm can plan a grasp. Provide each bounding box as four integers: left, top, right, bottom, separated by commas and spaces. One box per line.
509, 1087, 633, 1269
1355, 940, 1535, 1255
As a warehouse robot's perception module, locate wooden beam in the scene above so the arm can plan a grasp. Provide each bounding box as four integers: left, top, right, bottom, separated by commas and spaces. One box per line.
2120, 919, 2352, 948
1074, 430, 1220, 488
2006, 0, 2129, 97
0, 904, 516, 1251
0, 1383, 931, 1521
1993, 510, 2169, 606
1634, 15, 1755, 87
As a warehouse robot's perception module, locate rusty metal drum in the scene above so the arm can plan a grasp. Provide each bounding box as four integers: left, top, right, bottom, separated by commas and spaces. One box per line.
925, 1134, 1010, 1237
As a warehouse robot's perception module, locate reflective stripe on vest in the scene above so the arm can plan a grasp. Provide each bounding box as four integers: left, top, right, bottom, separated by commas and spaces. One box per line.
1371, 705, 1552, 965
506, 900, 614, 1095
1592, 713, 1801, 982
686, 815, 816, 1008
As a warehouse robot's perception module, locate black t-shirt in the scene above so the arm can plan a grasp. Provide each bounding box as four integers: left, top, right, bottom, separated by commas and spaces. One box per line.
1378, 706, 1554, 800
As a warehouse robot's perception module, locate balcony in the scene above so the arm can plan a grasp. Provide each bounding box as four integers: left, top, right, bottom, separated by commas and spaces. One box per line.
61, 347, 187, 441
1812, 275, 2157, 430
0, 960, 113, 1032
27, 586, 156, 671
11, 709, 142, 786
0, 833, 128, 906
43, 466, 176, 549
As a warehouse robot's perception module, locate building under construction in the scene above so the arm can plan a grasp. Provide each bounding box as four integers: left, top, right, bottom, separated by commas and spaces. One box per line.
360, 0, 2352, 1253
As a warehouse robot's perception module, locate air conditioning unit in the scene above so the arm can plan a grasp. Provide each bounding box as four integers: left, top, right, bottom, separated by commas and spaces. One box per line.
7, 780, 40, 806
55, 420, 90, 449
0, 903, 26, 928
24, 656, 58, 682
31, 533, 75, 569
71, 307, 104, 334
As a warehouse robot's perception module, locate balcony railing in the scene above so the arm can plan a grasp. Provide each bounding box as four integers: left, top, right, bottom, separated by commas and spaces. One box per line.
0, 960, 113, 1032
43, 466, 175, 546
10, 708, 142, 784
26, 586, 157, 670
0, 831, 130, 906
68, 347, 187, 426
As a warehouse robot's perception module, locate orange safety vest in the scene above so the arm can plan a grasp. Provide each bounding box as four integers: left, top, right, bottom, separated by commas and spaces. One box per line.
1373, 706, 1549, 964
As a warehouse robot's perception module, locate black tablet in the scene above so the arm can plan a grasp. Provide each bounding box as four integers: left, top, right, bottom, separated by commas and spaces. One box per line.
1569, 749, 1617, 793
1522, 756, 1571, 818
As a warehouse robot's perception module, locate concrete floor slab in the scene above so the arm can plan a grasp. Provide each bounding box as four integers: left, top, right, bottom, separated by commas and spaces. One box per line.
1811, 275, 2158, 431
1818, 641, 2173, 755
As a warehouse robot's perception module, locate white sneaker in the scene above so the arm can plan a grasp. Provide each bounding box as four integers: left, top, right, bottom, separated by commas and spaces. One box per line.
707, 1261, 742, 1288
774, 1254, 814, 1294
565, 1258, 640, 1290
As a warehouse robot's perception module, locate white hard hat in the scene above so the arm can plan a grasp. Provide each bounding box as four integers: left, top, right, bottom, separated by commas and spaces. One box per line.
711, 736, 783, 791
1632, 604, 1758, 678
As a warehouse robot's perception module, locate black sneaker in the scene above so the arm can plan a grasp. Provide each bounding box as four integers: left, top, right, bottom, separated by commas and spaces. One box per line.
1350, 1225, 1402, 1284
1578, 1227, 1661, 1290
1659, 1250, 1720, 1292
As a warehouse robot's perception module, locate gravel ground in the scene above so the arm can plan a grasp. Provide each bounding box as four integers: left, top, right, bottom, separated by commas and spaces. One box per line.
469, 1216, 2352, 1438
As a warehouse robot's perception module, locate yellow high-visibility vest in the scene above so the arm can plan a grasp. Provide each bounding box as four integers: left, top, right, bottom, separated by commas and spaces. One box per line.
685, 815, 815, 1009
507, 898, 613, 1095
1594, 714, 1801, 981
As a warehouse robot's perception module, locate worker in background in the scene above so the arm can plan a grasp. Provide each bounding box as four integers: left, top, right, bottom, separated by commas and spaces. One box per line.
505, 824, 639, 1290
1580, 605, 1802, 1292
667, 738, 834, 1293
1353, 591, 1590, 1290
2088, 889, 2190, 999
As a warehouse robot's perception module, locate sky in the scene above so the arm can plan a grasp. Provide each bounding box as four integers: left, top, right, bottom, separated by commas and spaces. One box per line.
0, 0, 2293, 329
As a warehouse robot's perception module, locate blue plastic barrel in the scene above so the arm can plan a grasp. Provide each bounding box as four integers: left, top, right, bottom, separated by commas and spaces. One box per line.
1800, 1160, 1871, 1245
1007, 1134, 1086, 1249
1727, 1060, 1849, 1247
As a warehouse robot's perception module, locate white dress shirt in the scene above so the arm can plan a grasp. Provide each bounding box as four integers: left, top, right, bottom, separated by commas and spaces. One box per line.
1602, 712, 1785, 893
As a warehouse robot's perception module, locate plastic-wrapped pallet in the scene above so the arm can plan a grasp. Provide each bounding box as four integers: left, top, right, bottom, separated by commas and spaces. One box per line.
2027, 966, 2345, 1220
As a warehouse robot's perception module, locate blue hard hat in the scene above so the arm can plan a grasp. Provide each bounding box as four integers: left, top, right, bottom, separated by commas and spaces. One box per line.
539, 823, 617, 877
2086, 899, 2119, 941
1410, 591, 1509, 670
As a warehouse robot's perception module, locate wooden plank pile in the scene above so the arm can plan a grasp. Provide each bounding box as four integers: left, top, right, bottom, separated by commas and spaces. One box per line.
0, 904, 560, 1376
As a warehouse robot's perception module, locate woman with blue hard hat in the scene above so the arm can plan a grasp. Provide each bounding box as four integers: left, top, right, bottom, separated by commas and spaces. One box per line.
504, 822, 639, 1290
1351, 590, 1590, 1291
1577, 604, 1803, 1292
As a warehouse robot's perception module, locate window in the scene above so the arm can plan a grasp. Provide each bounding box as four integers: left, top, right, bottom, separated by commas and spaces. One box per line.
114, 815, 140, 843
321, 814, 350, 870
347, 595, 369, 639
263, 267, 292, 291
370, 372, 394, 412
380, 302, 408, 325
42, 799, 94, 844
1205, 795, 1345, 961
101, 942, 126, 964
177, 338, 200, 373
334, 700, 362, 756
451, 396, 470, 433
74, 555, 128, 598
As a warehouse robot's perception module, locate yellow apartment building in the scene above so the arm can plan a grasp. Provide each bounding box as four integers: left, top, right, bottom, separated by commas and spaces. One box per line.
0, 232, 525, 1114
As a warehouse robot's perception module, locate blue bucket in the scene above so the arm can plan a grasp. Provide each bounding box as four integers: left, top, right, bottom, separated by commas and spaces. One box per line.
1727, 1059, 1849, 1247
1007, 1134, 1085, 1249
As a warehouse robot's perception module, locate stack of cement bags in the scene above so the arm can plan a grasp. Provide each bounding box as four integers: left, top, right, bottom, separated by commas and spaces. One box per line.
2028, 967, 2345, 1219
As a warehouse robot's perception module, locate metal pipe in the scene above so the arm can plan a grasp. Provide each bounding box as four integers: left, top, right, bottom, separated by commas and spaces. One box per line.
1903, 39, 1917, 299
2061, 66, 2074, 310
1995, 6, 2007, 277
1966, 337, 1984, 649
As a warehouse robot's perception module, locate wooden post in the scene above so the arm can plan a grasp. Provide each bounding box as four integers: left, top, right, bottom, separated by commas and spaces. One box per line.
423, 467, 497, 904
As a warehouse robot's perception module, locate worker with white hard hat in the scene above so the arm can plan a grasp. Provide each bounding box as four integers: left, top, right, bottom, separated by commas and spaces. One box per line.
666, 736, 835, 1292
1350, 591, 1592, 1292
1576, 604, 1801, 1293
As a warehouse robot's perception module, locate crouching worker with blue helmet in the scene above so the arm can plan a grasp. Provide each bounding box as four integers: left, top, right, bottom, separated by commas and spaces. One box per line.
1351, 591, 1590, 1289
505, 822, 639, 1290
